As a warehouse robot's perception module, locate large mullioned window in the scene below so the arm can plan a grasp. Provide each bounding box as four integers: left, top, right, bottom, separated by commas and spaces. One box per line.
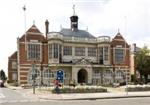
98, 46, 109, 64
75, 47, 85, 56
28, 43, 41, 60
48, 43, 62, 59
63, 46, 72, 56
53, 43, 59, 58
104, 46, 109, 61
88, 47, 96, 57
99, 47, 103, 64
48, 44, 52, 59
114, 48, 124, 64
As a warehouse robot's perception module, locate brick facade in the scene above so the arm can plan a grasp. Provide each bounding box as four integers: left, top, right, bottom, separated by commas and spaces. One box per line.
8, 15, 131, 86
8, 51, 17, 82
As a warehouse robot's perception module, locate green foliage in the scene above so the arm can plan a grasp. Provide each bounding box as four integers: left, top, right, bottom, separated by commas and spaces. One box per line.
51, 86, 107, 93
127, 86, 150, 92
0, 69, 7, 81
135, 45, 150, 83
131, 75, 135, 82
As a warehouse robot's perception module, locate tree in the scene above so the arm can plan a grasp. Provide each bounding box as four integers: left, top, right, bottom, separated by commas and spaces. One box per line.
135, 45, 150, 83
0, 69, 7, 82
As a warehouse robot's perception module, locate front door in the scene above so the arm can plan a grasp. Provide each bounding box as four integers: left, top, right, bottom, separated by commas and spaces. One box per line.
78, 69, 87, 83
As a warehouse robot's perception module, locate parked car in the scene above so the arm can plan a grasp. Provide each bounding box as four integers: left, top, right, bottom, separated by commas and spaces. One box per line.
0, 80, 4, 87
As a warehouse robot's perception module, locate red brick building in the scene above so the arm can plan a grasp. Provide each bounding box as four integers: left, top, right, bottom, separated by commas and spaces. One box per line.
8, 14, 130, 86
8, 51, 17, 82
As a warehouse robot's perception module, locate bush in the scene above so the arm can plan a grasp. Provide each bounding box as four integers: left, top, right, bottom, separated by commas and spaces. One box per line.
131, 75, 135, 82
51, 86, 107, 94
126, 85, 150, 92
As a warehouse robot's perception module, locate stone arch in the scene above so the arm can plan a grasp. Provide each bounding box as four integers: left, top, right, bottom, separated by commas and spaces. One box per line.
27, 68, 40, 86
77, 69, 88, 84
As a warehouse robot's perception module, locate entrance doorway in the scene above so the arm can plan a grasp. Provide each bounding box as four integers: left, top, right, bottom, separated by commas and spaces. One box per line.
78, 69, 87, 84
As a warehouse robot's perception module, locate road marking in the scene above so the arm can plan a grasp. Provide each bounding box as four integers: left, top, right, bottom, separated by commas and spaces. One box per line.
0, 93, 5, 98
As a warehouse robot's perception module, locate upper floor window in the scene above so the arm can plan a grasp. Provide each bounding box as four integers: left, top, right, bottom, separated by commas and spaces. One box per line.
28, 43, 41, 60
12, 61, 17, 69
63, 46, 72, 56
75, 47, 85, 56
104, 46, 109, 61
48, 43, 62, 60
88, 47, 96, 57
48, 44, 52, 59
114, 48, 124, 64
54, 43, 59, 58
99, 47, 103, 64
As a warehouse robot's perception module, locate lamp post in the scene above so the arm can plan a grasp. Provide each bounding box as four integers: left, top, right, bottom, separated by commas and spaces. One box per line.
48, 66, 51, 87
32, 61, 36, 94
47, 63, 52, 87
125, 67, 128, 95
112, 64, 115, 86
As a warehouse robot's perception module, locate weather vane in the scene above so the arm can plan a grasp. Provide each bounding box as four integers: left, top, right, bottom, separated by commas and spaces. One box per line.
73, 4, 75, 15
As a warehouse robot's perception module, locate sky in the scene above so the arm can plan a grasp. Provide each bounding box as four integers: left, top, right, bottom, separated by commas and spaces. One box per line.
0, 0, 150, 75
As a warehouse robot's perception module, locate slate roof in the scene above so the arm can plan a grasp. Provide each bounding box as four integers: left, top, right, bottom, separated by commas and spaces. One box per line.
60, 28, 96, 38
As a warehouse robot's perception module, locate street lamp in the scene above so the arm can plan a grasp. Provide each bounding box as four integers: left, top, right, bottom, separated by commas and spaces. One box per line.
112, 64, 115, 86
48, 67, 51, 87
125, 67, 128, 95
32, 61, 36, 94
48, 63, 51, 87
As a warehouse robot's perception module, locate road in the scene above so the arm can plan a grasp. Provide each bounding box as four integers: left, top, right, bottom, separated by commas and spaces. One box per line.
1, 87, 150, 105
0, 87, 39, 104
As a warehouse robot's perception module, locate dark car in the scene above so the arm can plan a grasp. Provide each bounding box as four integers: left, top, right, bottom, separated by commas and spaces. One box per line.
0, 80, 4, 87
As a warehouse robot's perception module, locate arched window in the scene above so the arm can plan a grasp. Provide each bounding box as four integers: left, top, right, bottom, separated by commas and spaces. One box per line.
28, 69, 40, 85
43, 69, 55, 79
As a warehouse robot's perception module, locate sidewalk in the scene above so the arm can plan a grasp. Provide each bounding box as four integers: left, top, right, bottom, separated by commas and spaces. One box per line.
7, 85, 150, 100
24, 88, 150, 100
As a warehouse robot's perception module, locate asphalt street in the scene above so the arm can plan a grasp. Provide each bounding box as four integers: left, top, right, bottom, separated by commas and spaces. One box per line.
1, 87, 150, 105
0, 87, 39, 104
1, 97, 150, 105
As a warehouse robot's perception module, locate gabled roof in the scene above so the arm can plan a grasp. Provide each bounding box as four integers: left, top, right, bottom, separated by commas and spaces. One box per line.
26, 24, 42, 33
19, 25, 46, 42
111, 32, 129, 47
60, 28, 96, 39
112, 32, 125, 41
9, 51, 17, 60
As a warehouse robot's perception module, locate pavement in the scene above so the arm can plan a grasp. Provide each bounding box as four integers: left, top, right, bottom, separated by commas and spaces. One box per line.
6, 85, 150, 100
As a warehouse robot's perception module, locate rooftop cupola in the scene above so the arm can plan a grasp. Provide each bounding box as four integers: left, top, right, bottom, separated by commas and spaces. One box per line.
70, 5, 78, 31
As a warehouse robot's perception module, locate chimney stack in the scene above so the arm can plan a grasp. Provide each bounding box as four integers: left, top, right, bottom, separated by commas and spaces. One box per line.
45, 19, 49, 38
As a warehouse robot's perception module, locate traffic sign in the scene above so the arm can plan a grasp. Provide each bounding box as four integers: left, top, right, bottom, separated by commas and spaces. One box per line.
56, 70, 64, 83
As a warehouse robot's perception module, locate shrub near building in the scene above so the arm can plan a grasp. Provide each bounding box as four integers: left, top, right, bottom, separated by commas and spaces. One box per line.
51, 86, 107, 93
